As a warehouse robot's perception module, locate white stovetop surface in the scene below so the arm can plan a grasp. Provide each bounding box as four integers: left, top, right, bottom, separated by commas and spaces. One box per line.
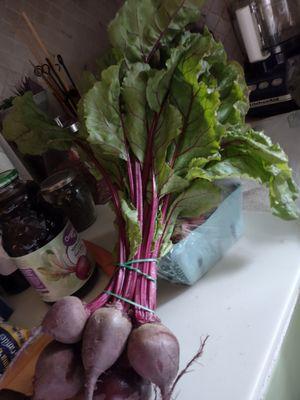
5, 207, 300, 400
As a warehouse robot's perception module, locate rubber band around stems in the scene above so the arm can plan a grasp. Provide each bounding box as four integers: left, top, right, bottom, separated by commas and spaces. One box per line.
117, 258, 158, 283
105, 291, 156, 314
107, 258, 158, 313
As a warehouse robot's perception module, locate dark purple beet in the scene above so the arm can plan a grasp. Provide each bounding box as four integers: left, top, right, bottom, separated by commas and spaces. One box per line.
33, 341, 83, 400
42, 296, 89, 344
127, 323, 179, 398
94, 368, 152, 400
82, 307, 132, 400
76, 358, 152, 400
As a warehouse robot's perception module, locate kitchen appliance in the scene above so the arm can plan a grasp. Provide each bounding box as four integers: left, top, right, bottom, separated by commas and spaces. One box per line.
232, 0, 300, 117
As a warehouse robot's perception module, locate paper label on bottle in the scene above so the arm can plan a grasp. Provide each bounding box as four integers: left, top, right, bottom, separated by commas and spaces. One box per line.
12, 222, 94, 302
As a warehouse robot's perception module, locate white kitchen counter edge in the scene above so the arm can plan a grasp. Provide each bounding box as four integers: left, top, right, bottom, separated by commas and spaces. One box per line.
254, 273, 300, 400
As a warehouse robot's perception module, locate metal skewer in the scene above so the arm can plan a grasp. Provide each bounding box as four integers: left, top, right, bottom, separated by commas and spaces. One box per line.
57, 54, 79, 94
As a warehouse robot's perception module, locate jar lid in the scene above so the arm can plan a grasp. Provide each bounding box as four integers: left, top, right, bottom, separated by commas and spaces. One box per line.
0, 169, 18, 189
40, 169, 76, 194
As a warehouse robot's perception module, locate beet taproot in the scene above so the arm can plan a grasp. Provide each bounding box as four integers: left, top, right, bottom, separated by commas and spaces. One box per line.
81, 307, 132, 400
94, 367, 152, 399
33, 341, 83, 400
127, 323, 180, 398
76, 353, 152, 400
42, 296, 89, 344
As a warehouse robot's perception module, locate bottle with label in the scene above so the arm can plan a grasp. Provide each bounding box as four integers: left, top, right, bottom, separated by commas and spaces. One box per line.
0, 171, 30, 294
0, 170, 95, 302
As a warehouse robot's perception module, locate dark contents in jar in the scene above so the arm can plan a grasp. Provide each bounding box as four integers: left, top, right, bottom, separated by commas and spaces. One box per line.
0, 175, 65, 258
2, 203, 65, 257
41, 169, 96, 232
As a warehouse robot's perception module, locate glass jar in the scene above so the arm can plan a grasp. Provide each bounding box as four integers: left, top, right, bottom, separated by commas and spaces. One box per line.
40, 169, 97, 232
0, 170, 30, 294
0, 170, 95, 302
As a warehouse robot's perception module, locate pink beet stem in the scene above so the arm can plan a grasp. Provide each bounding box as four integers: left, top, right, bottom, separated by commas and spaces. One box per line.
83, 88, 175, 322
122, 161, 144, 306
134, 172, 159, 324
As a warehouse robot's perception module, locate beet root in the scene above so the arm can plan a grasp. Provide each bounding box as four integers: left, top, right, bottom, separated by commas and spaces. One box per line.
42, 296, 89, 344
94, 351, 152, 400
76, 358, 152, 400
81, 307, 132, 400
127, 323, 180, 398
33, 341, 83, 400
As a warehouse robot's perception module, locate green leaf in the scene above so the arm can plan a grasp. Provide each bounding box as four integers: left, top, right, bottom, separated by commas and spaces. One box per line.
187, 127, 299, 220
146, 69, 172, 114
91, 144, 126, 187
223, 128, 288, 164
78, 70, 97, 96
170, 179, 221, 219
214, 61, 249, 126
154, 104, 182, 173
146, 46, 184, 113
122, 62, 150, 162
96, 48, 123, 76
170, 74, 221, 174
71, 145, 103, 181
167, 31, 226, 174
186, 153, 221, 181
191, 156, 270, 182
121, 197, 142, 258
146, 103, 189, 196
158, 164, 190, 196
159, 179, 221, 256
83, 65, 127, 160
3, 93, 72, 155
163, 30, 250, 175
159, 221, 175, 257
207, 158, 298, 220
267, 164, 299, 220
108, 0, 205, 63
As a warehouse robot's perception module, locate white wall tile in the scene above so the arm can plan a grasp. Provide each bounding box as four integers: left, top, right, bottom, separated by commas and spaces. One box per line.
0, 0, 243, 104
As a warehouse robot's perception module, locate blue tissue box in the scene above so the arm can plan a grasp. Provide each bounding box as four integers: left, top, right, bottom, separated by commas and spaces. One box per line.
158, 183, 243, 285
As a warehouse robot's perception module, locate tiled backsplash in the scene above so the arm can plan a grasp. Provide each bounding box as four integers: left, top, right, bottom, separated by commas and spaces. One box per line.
0, 0, 123, 102
202, 0, 243, 63
0, 0, 243, 103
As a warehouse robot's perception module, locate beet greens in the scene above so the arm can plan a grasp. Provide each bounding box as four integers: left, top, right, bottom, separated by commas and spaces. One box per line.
78, 0, 298, 327
3, 0, 299, 398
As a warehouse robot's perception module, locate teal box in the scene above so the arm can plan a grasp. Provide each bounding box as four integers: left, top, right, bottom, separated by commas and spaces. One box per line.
158, 184, 243, 285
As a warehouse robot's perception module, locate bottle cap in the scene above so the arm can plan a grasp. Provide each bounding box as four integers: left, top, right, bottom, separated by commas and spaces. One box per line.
40, 169, 76, 194
0, 170, 18, 189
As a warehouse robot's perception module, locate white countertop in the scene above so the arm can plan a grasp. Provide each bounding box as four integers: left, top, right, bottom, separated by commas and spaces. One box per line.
4, 208, 300, 400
